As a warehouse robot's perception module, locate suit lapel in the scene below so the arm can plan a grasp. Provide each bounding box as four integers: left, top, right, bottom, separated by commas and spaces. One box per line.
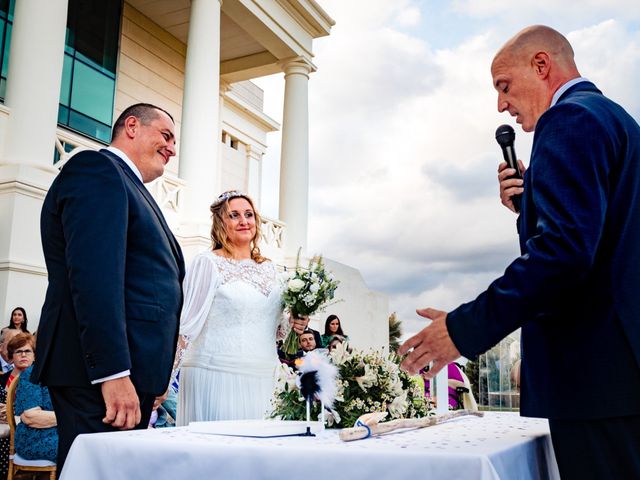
100, 149, 185, 276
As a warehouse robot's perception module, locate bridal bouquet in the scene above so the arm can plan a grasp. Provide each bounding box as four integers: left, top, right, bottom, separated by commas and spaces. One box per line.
271, 345, 433, 427
280, 253, 339, 355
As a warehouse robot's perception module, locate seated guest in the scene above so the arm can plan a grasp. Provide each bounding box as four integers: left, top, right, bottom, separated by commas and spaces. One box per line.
299, 329, 317, 353
0, 332, 38, 478
14, 365, 58, 463
321, 315, 348, 348
277, 329, 317, 369
0, 328, 19, 374
421, 363, 477, 411
151, 383, 178, 429
4, 333, 36, 388
7, 307, 29, 333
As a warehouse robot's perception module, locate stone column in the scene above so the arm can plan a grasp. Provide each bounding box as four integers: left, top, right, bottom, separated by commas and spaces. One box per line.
278, 58, 313, 257
218, 80, 230, 195
2, 0, 68, 171
0, 0, 69, 325
179, 0, 222, 231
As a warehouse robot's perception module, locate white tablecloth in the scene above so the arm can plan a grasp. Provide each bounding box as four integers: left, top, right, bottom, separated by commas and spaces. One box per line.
60, 412, 559, 480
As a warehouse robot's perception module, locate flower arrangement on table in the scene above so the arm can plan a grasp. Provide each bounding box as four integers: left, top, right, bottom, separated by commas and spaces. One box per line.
271, 344, 434, 428
280, 253, 340, 355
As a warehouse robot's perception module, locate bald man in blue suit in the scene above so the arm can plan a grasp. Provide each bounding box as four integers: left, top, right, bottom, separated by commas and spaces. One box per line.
399, 25, 640, 479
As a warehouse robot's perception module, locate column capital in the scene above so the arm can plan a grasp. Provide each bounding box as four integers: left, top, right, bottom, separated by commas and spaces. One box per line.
279, 57, 316, 78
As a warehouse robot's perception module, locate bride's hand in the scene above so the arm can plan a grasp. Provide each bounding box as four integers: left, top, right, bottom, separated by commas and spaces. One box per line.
289, 314, 309, 334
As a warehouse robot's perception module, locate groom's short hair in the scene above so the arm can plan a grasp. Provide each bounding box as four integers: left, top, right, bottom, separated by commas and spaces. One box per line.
111, 103, 174, 141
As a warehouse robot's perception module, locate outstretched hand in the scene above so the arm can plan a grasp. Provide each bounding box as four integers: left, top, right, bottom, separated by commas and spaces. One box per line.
398, 308, 460, 377
101, 376, 141, 430
498, 160, 526, 212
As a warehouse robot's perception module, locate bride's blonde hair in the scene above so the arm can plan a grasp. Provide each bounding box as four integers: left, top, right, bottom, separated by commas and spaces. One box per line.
210, 190, 268, 263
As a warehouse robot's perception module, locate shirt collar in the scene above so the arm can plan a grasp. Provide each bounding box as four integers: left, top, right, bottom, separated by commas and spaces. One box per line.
551, 77, 589, 107
105, 146, 144, 183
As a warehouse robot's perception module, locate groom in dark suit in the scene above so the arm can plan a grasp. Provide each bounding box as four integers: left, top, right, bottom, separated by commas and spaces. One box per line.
33, 103, 185, 472
399, 26, 640, 479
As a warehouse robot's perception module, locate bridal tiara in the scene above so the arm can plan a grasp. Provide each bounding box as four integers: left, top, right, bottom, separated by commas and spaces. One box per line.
211, 190, 247, 208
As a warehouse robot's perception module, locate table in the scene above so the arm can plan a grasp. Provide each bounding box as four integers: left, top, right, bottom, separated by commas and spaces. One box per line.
60, 412, 559, 480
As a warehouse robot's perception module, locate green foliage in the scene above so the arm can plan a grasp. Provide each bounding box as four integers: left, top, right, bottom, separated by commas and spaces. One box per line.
462, 358, 480, 404
388, 312, 402, 352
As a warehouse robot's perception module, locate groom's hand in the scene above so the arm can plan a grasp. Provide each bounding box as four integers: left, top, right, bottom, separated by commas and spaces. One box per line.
398, 308, 460, 377
101, 376, 141, 430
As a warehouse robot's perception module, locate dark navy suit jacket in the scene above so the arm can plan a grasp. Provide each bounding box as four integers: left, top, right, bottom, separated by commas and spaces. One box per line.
33, 149, 185, 395
447, 82, 640, 419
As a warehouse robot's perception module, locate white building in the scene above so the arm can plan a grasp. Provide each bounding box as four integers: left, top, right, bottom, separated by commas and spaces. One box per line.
0, 0, 388, 349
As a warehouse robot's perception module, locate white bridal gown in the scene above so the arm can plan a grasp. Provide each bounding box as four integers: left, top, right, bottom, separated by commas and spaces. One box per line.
176, 251, 284, 425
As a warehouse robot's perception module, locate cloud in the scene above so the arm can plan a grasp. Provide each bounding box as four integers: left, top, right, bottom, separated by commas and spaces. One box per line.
453, 0, 640, 24
257, 1, 640, 337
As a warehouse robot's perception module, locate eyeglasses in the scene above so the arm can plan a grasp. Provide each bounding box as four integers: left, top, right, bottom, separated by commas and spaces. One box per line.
13, 349, 33, 356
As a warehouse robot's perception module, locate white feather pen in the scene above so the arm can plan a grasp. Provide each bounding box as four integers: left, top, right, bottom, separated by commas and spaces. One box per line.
295, 350, 338, 408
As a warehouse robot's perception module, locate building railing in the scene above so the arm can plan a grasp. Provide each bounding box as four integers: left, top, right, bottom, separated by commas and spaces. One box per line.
261, 216, 285, 250
54, 127, 103, 169
146, 173, 185, 229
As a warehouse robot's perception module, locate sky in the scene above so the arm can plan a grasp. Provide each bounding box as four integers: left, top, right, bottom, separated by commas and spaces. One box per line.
254, 0, 640, 337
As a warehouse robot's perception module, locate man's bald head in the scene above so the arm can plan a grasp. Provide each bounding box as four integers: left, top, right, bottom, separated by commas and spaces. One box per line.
493, 25, 578, 75
491, 25, 581, 132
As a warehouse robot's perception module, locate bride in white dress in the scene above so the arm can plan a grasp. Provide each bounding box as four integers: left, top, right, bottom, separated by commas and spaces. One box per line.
175, 191, 305, 425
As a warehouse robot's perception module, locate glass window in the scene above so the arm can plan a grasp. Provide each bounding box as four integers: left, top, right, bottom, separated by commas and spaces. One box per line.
57, 0, 122, 144
59, 54, 73, 107
70, 61, 115, 125
0, 0, 14, 101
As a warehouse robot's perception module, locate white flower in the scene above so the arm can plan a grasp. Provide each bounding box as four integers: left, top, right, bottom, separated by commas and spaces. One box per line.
329, 342, 351, 364
287, 278, 305, 292
388, 392, 408, 418
274, 363, 298, 390
279, 270, 296, 282
355, 364, 377, 391
389, 374, 404, 396
309, 283, 320, 294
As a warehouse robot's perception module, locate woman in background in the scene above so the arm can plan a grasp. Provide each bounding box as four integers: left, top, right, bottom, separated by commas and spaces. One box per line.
321, 314, 348, 348
0, 333, 38, 478
7, 307, 29, 333
13, 364, 58, 462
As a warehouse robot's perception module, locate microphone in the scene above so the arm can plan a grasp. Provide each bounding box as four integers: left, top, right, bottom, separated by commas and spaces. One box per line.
495, 124, 522, 213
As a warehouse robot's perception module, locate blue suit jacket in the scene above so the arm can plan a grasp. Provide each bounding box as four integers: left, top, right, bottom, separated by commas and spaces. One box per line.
447, 82, 640, 419
33, 149, 185, 395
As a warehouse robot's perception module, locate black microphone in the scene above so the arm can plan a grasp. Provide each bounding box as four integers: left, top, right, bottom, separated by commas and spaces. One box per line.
495, 124, 522, 213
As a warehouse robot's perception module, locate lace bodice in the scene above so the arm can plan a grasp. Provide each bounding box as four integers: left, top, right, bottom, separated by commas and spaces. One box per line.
174, 252, 286, 376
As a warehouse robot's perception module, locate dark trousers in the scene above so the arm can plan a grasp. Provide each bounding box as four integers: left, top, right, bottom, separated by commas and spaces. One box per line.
49, 385, 155, 478
549, 415, 640, 480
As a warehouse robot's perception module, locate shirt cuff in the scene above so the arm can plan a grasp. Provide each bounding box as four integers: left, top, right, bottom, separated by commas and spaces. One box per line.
91, 370, 131, 384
